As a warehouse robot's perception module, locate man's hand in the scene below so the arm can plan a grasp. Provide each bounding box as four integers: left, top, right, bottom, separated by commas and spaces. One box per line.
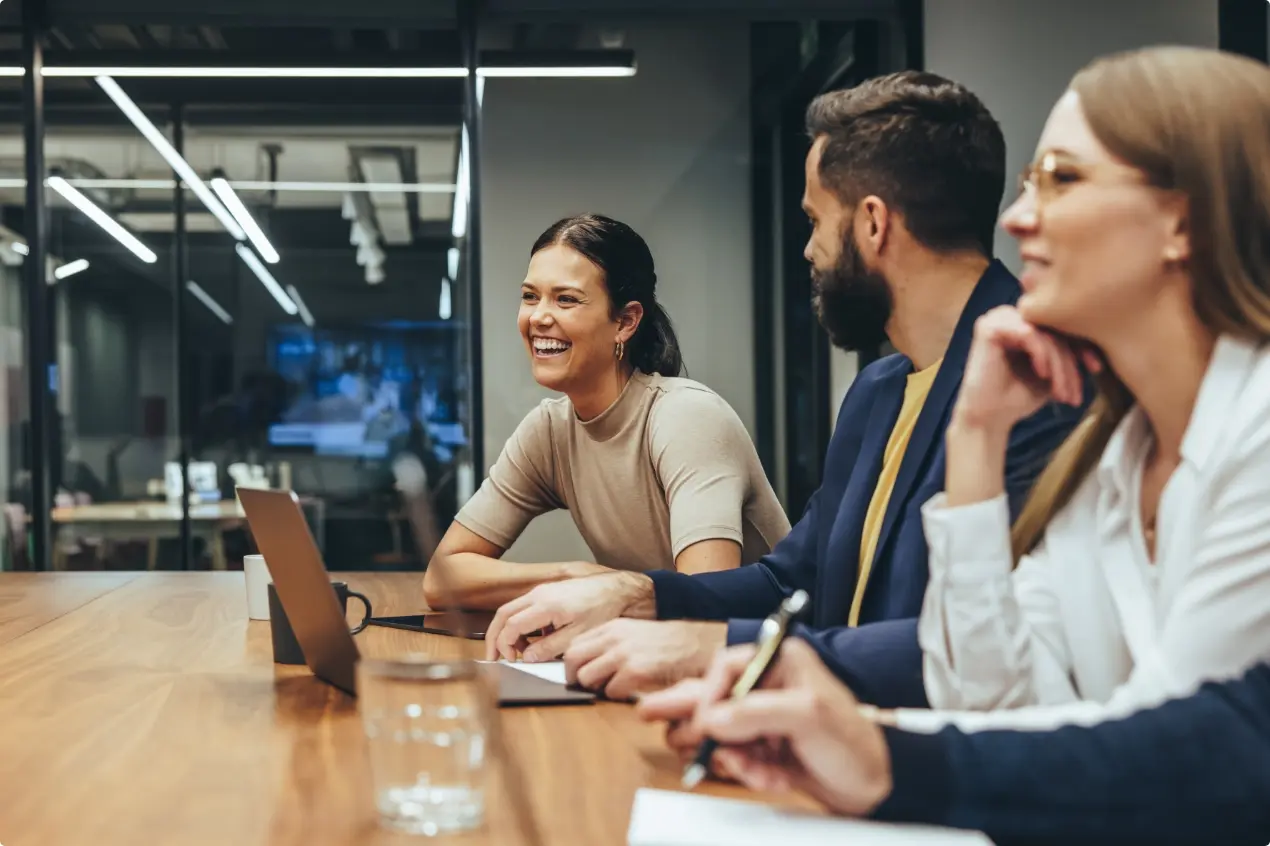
484, 571, 656, 661
636, 640, 894, 817
563, 620, 727, 701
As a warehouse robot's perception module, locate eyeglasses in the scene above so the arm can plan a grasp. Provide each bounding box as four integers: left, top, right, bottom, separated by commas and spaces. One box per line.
1017, 150, 1149, 207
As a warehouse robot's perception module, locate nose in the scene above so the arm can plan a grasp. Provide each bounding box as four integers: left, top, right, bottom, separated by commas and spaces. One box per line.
1000, 186, 1039, 240
803, 234, 815, 264
529, 300, 554, 327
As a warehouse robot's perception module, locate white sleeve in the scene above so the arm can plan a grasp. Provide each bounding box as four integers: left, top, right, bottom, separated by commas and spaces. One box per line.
903, 414, 1270, 734
918, 493, 1077, 712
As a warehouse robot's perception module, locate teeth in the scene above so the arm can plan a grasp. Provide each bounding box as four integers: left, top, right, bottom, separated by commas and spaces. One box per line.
533, 338, 571, 352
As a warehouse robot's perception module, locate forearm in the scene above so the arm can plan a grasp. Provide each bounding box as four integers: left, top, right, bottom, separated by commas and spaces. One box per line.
944, 416, 1010, 507
875, 688, 1270, 846
423, 553, 573, 609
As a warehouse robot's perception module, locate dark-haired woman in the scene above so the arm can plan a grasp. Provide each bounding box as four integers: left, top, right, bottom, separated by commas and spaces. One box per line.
423, 214, 789, 610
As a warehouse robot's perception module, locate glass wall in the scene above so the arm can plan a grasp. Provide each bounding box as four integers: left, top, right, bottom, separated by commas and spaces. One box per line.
25, 19, 472, 571
9, 3, 918, 570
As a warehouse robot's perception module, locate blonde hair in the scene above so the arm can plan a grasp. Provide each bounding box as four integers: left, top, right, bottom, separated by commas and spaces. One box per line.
1011, 46, 1270, 560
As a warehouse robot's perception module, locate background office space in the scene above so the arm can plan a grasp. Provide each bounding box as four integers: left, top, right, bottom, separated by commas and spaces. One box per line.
0, 0, 1260, 571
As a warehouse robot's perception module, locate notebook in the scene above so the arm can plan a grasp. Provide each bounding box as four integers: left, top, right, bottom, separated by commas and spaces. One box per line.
626, 789, 991, 846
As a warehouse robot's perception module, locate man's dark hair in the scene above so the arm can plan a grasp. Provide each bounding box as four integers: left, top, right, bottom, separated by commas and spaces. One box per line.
805, 70, 1006, 255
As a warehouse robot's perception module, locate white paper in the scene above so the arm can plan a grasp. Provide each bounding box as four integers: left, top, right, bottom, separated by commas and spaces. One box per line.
478, 660, 569, 686
626, 789, 991, 846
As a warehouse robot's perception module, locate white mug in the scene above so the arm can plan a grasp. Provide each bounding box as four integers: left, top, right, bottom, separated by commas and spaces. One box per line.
244, 554, 272, 620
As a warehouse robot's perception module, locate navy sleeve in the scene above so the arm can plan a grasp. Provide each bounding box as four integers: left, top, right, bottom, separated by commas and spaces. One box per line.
872, 666, 1270, 846
648, 486, 821, 622
1001, 400, 1085, 516
647, 371, 875, 622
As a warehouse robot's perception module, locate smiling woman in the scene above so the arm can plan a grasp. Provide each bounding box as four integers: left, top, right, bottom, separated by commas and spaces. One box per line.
422, 214, 791, 611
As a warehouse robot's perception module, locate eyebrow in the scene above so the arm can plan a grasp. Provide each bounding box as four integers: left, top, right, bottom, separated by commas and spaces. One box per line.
521, 282, 586, 296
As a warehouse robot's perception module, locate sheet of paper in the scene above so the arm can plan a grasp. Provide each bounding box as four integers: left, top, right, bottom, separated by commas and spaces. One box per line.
477, 660, 569, 686
626, 789, 991, 846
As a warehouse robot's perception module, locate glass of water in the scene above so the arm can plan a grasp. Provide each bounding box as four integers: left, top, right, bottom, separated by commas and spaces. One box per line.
357, 657, 494, 836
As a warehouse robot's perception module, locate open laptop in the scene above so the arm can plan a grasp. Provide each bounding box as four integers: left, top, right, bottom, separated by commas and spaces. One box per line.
236, 486, 594, 705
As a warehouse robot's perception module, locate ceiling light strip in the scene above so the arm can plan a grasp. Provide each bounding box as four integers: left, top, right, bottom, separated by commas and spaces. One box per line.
0, 65, 636, 79
0, 178, 457, 194
53, 258, 90, 279
211, 177, 279, 263
236, 243, 296, 314
187, 280, 233, 324
286, 285, 316, 328
97, 76, 247, 241
48, 176, 158, 263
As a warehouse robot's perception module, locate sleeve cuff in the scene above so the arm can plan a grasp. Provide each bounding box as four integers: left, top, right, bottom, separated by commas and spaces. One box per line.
920, 493, 1013, 582
869, 726, 955, 825
646, 569, 695, 620
671, 524, 745, 560
726, 618, 763, 646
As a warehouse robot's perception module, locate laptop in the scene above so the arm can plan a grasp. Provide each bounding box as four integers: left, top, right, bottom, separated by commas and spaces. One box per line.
236, 486, 594, 705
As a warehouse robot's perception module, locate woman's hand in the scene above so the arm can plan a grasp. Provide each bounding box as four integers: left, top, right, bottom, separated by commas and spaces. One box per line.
636, 640, 894, 818
953, 306, 1099, 434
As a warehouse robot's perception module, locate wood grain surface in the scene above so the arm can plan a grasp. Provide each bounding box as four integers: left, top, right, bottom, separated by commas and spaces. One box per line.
0, 572, 139, 646
0, 572, 818, 846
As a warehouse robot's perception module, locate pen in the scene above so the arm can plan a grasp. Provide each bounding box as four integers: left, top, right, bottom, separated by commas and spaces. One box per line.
681, 589, 810, 789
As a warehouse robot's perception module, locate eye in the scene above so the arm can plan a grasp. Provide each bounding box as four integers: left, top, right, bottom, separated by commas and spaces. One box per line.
520, 291, 537, 302
558, 295, 579, 305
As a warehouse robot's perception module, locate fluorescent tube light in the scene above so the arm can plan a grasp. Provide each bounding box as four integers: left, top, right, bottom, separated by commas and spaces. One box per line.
286, 285, 316, 328
477, 65, 636, 78
11, 241, 28, 256
48, 176, 157, 263
0, 177, 456, 193
447, 247, 460, 280
53, 258, 90, 280
439, 278, 452, 320
452, 126, 470, 239
186, 280, 233, 324
54, 66, 468, 79
236, 243, 296, 314
96, 76, 247, 241
211, 176, 279, 263
0, 63, 637, 80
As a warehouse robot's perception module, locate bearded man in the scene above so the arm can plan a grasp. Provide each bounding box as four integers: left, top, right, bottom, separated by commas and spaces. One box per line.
482, 71, 1086, 708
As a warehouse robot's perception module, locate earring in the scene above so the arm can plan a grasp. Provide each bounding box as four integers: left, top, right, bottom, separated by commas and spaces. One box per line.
615, 340, 625, 362
1164, 246, 1182, 265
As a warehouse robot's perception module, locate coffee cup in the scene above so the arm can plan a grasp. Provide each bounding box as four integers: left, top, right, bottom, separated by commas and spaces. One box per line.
244, 554, 272, 620
267, 581, 372, 665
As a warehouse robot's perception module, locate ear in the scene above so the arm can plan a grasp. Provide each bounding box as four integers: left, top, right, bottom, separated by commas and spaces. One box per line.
1162, 194, 1192, 265
616, 301, 644, 343
857, 195, 892, 260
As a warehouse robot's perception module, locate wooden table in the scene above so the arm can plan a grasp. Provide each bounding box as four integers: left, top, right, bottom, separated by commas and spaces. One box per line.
0, 572, 815, 845
49, 501, 246, 571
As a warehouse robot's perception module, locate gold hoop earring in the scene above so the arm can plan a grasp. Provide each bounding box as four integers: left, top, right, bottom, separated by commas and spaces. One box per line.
615, 340, 625, 362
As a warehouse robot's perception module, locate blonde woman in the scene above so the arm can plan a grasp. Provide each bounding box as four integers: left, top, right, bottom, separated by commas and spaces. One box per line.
904, 46, 1270, 731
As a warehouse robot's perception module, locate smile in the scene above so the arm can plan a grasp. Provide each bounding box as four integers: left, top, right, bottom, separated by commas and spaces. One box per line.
531, 336, 572, 358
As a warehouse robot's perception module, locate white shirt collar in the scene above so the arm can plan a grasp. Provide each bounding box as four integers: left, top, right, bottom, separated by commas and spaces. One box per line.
1096, 335, 1260, 494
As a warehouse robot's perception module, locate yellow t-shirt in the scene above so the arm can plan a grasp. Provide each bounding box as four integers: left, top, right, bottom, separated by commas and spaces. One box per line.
848, 358, 942, 626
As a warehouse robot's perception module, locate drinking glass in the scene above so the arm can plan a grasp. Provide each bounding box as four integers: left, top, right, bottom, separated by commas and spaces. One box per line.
358, 657, 494, 836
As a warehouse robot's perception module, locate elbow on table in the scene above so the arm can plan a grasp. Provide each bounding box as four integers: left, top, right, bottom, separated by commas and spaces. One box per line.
422, 557, 456, 609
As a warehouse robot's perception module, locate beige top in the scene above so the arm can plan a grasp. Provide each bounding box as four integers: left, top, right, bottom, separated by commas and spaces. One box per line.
458, 372, 791, 572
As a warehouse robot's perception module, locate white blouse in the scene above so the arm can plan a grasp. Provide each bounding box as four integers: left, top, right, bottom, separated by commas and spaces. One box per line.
897, 335, 1270, 733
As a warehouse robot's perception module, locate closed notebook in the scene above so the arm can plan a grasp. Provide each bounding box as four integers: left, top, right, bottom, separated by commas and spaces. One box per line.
626, 789, 991, 846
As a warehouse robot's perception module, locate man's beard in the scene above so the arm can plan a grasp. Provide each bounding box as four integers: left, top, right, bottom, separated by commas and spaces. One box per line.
811, 233, 893, 352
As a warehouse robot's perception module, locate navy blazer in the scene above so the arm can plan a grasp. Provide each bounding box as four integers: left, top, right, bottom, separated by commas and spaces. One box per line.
648, 261, 1085, 707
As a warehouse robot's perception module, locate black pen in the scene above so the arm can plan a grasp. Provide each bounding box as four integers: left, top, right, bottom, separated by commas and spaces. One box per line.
681, 589, 810, 789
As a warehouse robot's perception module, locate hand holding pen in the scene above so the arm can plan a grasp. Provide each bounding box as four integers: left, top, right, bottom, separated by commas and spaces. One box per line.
666, 590, 810, 789
636, 634, 895, 818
